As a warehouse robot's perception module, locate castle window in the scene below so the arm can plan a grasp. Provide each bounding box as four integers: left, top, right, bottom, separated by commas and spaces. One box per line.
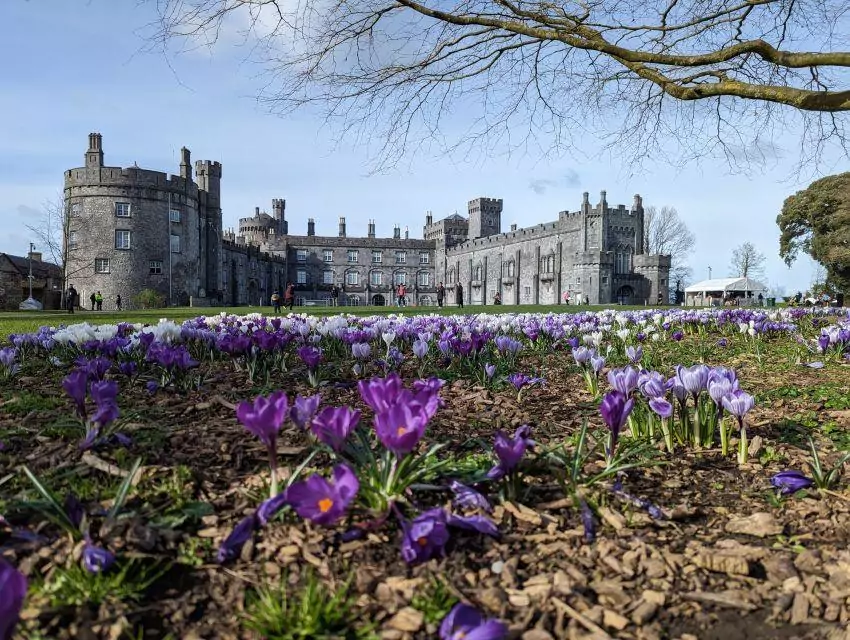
576, 276, 581, 284
524, 286, 531, 297
170, 234, 181, 253
419, 252, 430, 264
115, 230, 131, 250
323, 250, 333, 263
94, 258, 110, 274
602, 276, 609, 285
395, 251, 407, 264
370, 271, 383, 286
474, 265, 482, 281
418, 272, 430, 287
505, 261, 515, 277
448, 268, 455, 283
115, 202, 131, 217
149, 260, 163, 275
347, 250, 358, 263
169, 208, 181, 223
68, 231, 78, 249
323, 270, 334, 284
394, 272, 407, 285
348, 295, 360, 306
297, 250, 307, 262
372, 250, 382, 264
346, 271, 359, 285
70, 203, 81, 217
297, 269, 307, 284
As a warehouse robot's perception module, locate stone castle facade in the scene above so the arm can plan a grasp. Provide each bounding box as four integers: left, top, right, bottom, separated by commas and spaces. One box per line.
64, 134, 669, 309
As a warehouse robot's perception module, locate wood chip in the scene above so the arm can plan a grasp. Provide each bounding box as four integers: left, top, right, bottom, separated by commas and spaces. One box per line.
683, 591, 758, 611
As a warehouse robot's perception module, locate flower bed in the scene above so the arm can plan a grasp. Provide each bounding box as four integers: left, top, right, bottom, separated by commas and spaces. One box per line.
1, 306, 850, 639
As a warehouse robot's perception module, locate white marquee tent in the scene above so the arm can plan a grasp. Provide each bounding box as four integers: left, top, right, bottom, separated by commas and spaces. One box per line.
684, 277, 769, 306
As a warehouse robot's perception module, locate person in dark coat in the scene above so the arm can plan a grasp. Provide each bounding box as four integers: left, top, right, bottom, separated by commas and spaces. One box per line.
284, 283, 295, 310
455, 283, 464, 308
436, 283, 445, 307
66, 286, 77, 314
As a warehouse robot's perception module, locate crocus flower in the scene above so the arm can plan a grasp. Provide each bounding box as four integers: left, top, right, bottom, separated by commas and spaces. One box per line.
639, 370, 667, 399
446, 513, 500, 538
449, 480, 492, 512
290, 393, 322, 431
607, 366, 638, 395
599, 390, 633, 458
82, 540, 116, 574
439, 603, 508, 640
412, 340, 429, 359
770, 470, 814, 495
484, 363, 497, 380
257, 493, 289, 526
286, 464, 359, 527
311, 406, 361, 452
649, 397, 673, 419
237, 391, 289, 496
625, 345, 643, 363
708, 377, 736, 407
236, 391, 289, 449
572, 347, 592, 365
400, 508, 451, 564
590, 354, 606, 374
64, 494, 85, 530
721, 390, 755, 418
671, 330, 684, 341
487, 425, 534, 480
675, 364, 710, 397
358, 374, 404, 414
63, 369, 88, 419
0, 558, 27, 640
297, 345, 322, 370
90, 380, 119, 427
374, 401, 430, 456
217, 514, 259, 563
818, 334, 831, 353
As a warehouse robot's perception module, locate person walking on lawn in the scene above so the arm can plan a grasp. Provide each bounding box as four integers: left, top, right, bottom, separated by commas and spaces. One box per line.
284, 283, 295, 310
455, 282, 464, 308
271, 290, 282, 315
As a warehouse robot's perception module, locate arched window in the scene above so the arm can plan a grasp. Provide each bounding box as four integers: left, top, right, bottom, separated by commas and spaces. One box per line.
474, 265, 482, 281
448, 268, 456, 283
505, 261, 515, 277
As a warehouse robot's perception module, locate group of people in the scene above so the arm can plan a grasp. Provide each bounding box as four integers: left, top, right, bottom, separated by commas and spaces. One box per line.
270, 283, 296, 314
435, 282, 466, 308
63, 286, 122, 313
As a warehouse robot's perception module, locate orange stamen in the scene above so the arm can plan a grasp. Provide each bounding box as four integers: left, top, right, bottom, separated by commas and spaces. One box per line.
396, 425, 407, 436
318, 498, 334, 513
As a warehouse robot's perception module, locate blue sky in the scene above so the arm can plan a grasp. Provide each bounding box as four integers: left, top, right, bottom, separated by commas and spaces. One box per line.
0, 0, 839, 295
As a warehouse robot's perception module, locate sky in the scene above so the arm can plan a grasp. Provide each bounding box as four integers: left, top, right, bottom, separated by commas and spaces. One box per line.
0, 0, 842, 296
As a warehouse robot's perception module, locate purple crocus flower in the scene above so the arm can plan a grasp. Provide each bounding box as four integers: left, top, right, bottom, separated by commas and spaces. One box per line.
412, 340, 429, 359
590, 354, 606, 374
118, 361, 137, 378
671, 330, 684, 341
486, 425, 534, 480
649, 397, 673, 419
217, 514, 259, 563
572, 347, 592, 365
63, 369, 88, 419
310, 406, 361, 452
484, 363, 497, 380
64, 494, 85, 530
286, 464, 359, 527
358, 374, 404, 414
770, 470, 814, 495
374, 401, 430, 456
708, 377, 736, 406
90, 380, 119, 427
0, 558, 27, 640
297, 345, 323, 370
449, 480, 492, 513
290, 393, 322, 431
439, 603, 508, 640
446, 513, 500, 538
675, 364, 710, 397
721, 390, 755, 417
818, 334, 831, 353
257, 492, 289, 526
639, 370, 667, 399
607, 366, 639, 395
351, 342, 371, 360
146, 380, 159, 395
400, 508, 451, 564
82, 540, 116, 574
236, 391, 289, 449
599, 390, 634, 456
625, 345, 643, 363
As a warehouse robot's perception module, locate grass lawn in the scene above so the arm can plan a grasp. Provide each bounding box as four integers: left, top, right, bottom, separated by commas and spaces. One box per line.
0, 302, 664, 341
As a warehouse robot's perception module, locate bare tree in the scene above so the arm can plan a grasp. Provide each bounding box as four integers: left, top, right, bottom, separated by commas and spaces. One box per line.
145, 0, 850, 171
642, 205, 694, 291
25, 196, 93, 307
729, 242, 766, 279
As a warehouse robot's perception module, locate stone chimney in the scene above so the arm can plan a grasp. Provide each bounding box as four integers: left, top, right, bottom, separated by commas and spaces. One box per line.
180, 147, 192, 180
368, 220, 376, 238
85, 132, 104, 168
404, 226, 409, 240
425, 212, 433, 226
393, 224, 401, 240
28, 251, 42, 262
307, 218, 315, 236
255, 207, 260, 216
510, 223, 517, 231
339, 216, 346, 238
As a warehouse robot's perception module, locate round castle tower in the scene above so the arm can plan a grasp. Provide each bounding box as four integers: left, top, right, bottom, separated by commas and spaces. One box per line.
64, 133, 222, 308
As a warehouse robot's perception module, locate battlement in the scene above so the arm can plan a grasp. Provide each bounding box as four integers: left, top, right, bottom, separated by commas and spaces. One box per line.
633, 253, 672, 268
195, 160, 222, 177
64, 165, 201, 195
446, 219, 561, 253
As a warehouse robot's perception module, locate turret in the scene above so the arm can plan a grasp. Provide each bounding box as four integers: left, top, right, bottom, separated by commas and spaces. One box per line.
581, 191, 591, 215
425, 212, 433, 226
180, 146, 192, 179
307, 218, 315, 236
598, 190, 608, 212
195, 160, 222, 206
85, 132, 104, 168
339, 216, 346, 238
272, 198, 287, 234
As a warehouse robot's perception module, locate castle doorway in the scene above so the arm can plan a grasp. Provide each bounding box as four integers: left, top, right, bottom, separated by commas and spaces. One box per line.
372, 294, 386, 306
616, 285, 634, 305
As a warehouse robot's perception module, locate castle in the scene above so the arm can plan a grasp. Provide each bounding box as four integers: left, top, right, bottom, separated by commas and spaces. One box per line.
64, 134, 670, 308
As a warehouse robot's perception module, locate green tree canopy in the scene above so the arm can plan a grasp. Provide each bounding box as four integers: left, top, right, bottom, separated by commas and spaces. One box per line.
778, 173, 850, 290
